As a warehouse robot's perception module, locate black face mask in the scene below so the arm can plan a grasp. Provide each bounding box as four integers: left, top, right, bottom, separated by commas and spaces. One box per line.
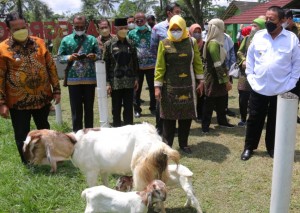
265, 21, 278, 33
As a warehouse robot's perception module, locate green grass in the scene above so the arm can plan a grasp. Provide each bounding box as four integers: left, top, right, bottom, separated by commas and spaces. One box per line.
1, 79, 300, 212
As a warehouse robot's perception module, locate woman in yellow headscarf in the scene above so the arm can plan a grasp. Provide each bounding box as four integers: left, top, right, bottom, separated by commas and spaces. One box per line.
154, 15, 204, 154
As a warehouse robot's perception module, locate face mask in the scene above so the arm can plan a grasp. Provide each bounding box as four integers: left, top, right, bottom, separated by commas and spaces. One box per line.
118, 29, 128, 38
12, 29, 28, 42
128, 23, 135, 30
148, 23, 155, 28
281, 21, 289, 29
171, 30, 183, 40
136, 25, 147, 31
204, 25, 209, 31
100, 28, 110, 37
74, 30, 85, 36
265, 21, 278, 33
193, 32, 202, 40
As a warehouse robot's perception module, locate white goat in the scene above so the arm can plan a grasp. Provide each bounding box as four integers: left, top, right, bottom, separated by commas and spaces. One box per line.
81, 179, 167, 213
115, 164, 203, 213
70, 123, 180, 190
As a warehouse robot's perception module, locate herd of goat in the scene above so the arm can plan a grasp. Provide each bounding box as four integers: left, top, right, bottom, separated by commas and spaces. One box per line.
22, 122, 203, 213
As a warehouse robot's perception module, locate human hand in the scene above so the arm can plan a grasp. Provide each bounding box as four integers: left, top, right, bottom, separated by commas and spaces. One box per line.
107, 85, 112, 96
69, 53, 80, 61
155, 87, 161, 100
87, 53, 96, 60
53, 94, 61, 105
0, 104, 9, 119
242, 61, 246, 69
196, 81, 204, 97
226, 82, 232, 91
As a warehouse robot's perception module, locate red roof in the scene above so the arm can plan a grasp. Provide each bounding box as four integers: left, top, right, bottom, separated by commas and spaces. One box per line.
224, 0, 294, 24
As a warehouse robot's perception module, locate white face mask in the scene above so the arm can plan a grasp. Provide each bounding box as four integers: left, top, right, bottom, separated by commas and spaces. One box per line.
171, 31, 183, 40
282, 21, 289, 29
75, 30, 85, 36
128, 23, 135, 30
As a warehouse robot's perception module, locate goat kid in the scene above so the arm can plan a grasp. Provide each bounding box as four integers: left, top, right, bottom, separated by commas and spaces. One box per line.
70, 123, 180, 190
22, 129, 76, 172
81, 179, 167, 213
115, 164, 203, 213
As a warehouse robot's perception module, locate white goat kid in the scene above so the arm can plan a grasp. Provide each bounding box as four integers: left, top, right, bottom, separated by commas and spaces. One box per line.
115, 164, 203, 213
81, 179, 167, 213
71, 123, 180, 190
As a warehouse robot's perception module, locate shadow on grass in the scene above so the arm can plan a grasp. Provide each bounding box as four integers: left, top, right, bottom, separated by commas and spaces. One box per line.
148, 207, 199, 213
186, 141, 230, 163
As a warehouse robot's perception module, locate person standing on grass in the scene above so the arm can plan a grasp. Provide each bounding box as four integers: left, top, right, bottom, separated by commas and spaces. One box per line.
236, 18, 265, 127
128, 12, 156, 118
201, 18, 234, 133
103, 18, 139, 127
154, 15, 204, 154
241, 6, 300, 161
0, 11, 61, 164
150, 2, 182, 135
58, 14, 100, 133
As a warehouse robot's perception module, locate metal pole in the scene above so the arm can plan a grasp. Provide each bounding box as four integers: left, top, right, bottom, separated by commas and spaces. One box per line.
55, 103, 62, 125
270, 92, 298, 213
95, 60, 110, 128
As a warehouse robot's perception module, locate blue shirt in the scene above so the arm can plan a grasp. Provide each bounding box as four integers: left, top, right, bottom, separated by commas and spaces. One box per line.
150, 19, 169, 56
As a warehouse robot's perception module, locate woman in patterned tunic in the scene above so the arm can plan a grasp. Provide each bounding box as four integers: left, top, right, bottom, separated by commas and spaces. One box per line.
154, 15, 204, 154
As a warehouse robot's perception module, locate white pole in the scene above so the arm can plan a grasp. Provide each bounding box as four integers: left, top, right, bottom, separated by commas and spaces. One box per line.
270, 92, 298, 213
55, 103, 62, 125
95, 60, 110, 128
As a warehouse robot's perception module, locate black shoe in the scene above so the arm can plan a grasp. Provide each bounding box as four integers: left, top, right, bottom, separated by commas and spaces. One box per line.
180, 147, 192, 154
297, 116, 300, 124
241, 149, 253, 161
267, 150, 274, 158
150, 110, 156, 116
219, 123, 235, 128
140, 99, 145, 103
226, 109, 236, 117
202, 127, 209, 133
134, 112, 141, 118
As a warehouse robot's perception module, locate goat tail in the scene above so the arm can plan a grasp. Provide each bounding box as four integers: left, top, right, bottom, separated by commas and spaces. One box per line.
161, 143, 180, 165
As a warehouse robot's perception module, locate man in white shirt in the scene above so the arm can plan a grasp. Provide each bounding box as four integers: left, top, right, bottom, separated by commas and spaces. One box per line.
241, 6, 300, 161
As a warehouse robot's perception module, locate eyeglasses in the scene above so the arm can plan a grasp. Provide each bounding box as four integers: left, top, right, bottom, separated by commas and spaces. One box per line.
135, 19, 145, 24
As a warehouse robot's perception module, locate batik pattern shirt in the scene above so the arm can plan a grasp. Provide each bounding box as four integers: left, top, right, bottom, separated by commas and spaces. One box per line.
128, 28, 156, 70
58, 32, 101, 85
103, 36, 138, 90
0, 36, 60, 109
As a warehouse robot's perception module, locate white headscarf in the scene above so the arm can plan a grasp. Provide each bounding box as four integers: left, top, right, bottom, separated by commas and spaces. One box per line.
203, 18, 227, 65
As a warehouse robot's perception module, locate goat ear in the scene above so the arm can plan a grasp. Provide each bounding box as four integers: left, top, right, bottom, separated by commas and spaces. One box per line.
147, 192, 152, 207
65, 133, 77, 144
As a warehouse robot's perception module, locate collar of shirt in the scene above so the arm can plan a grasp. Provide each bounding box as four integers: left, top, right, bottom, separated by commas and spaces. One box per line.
10, 36, 34, 48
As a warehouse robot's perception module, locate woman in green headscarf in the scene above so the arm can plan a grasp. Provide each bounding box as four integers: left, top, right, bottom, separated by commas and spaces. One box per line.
154, 15, 204, 154
237, 18, 266, 127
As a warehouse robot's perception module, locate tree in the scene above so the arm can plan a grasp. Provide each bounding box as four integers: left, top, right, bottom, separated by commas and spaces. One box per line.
114, 0, 138, 18
133, 0, 158, 14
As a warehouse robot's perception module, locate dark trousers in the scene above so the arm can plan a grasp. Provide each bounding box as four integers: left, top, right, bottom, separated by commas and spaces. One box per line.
10, 104, 50, 164
68, 84, 96, 132
134, 69, 156, 113
245, 91, 277, 151
111, 88, 134, 127
196, 95, 205, 120
202, 95, 228, 129
238, 90, 251, 122
156, 100, 163, 135
163, 119, 192, 148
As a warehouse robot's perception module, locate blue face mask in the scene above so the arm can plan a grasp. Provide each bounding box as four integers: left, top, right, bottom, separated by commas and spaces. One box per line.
136, 25, 147, 31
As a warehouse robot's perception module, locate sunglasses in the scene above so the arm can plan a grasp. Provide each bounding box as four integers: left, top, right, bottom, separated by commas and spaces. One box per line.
135, 19, 145, 24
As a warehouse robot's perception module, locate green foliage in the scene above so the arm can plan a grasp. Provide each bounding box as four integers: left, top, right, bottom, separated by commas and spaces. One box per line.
114, 0, 138, 18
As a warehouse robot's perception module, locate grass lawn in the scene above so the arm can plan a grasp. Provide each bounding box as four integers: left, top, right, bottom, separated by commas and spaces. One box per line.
1, 79, 300, 213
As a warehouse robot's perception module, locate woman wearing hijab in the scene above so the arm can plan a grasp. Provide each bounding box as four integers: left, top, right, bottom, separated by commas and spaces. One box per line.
237, 18, 266, 127
189, 23, 204, 122
154, 15, 204, 154
202, 18, 234, 133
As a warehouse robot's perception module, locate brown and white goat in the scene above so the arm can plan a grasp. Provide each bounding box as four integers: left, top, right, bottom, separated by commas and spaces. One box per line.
115, 164, 203, 213
81, 179, 167, 213
22, 129, 77, 172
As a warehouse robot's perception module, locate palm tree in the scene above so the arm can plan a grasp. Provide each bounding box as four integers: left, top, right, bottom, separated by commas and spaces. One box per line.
96, 0, 120, 17
133, 0, 157, 14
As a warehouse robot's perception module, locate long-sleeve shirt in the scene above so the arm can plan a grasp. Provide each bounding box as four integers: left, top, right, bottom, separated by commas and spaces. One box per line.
58, 32, 101, 85
224, 33, 236, 70
0, 36, 60, 110
246, 29, 300, 96
103, 36, 138, 90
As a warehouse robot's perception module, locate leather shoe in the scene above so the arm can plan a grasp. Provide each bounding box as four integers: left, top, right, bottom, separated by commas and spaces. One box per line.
241, 149, 253, 161
268, 150, 274, 158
